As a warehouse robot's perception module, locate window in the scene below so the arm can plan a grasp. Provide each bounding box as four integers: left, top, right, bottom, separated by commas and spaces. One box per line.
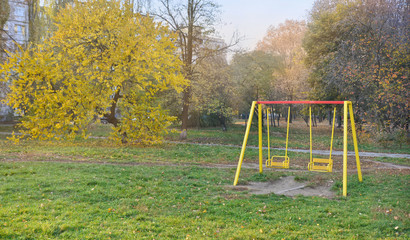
14, 7, 26, 17
14, 25, 26, 36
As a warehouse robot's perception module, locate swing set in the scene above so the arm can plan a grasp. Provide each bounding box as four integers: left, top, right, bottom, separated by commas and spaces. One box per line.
233, 101, 362, 197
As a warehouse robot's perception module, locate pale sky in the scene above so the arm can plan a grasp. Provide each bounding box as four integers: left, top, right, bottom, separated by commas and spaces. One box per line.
215, 0, 316, 51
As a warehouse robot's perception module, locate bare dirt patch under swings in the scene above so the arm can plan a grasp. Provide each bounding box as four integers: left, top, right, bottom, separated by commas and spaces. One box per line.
234, 176, 335, 198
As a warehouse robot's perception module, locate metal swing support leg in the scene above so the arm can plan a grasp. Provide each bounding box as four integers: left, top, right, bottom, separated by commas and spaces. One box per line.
349, 102, 362, 182
258, 103, 263, 173
343, 102, 348, 196
343, 101, 362, 197
233, 101, 257, 186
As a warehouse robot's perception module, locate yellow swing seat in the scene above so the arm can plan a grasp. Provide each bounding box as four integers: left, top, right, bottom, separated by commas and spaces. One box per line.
265, 107, 291, 169
308, 106, 336, 173
308, 158, 333, 172
266, 156, 289, 168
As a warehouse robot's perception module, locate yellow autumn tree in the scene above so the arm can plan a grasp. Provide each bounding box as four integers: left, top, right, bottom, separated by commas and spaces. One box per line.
0, 0, 186, 144
257, 20, 309, 101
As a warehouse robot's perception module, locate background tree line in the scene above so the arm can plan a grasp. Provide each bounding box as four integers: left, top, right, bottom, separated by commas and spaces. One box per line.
231, 0, 408, 137
304, 0, 408, 133
0, 0, 408, 144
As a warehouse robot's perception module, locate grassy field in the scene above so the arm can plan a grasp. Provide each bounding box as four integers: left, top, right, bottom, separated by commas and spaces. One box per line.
0, 122, 409, 239
83, 119, 410, 154
165, 122, 410, 154
1, 161, 409, 239
1, 119, 409, 154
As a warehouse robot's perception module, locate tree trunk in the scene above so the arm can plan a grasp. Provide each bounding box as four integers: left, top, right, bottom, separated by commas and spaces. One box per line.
104, 88, 121, 127
328, 110, 332, 125
179, 0, 194, 140
270, 106, 275, 127
302, 115, 309, 127
219, 114, 227, 131
28, 0, 38, 43
313, 114, 317, 127
180, 87, 190, 139
337, 114, 342, 128
104, 88, 129, 143
289, 106, 292, 123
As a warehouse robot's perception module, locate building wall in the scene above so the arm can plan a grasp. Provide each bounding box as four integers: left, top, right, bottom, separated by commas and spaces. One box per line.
3, 0, 29, 47
0, 0, 29, 120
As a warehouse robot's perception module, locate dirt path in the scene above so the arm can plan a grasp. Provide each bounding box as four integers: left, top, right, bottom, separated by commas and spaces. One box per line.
168, 141, 410, 159
2, 153, 409, 171
1, 132, 408, 159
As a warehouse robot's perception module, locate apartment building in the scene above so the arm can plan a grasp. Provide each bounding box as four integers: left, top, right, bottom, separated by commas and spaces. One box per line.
0, 0, 29, 120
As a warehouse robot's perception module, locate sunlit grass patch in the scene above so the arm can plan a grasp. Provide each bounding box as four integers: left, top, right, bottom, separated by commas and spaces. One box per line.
0, 162, 408, 239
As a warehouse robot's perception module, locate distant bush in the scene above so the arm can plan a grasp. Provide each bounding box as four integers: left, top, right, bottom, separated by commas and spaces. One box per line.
393, 129, 408, 148
375, 129, 408, 148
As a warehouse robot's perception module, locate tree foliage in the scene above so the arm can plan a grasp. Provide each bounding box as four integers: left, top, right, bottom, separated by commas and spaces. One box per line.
230, 51, 281, 113
0, 0, 11, 103
257, 20, 309, 101
0, 0, 9, 29
26, 0, 151, 45
192, 50, 233, 129
0, 0, 10, 58
304, 0, 409, 130
0, 0, 186, 144
154, 0, 223, 137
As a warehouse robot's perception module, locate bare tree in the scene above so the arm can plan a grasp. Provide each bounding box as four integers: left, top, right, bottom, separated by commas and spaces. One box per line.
154, 0, 237, 139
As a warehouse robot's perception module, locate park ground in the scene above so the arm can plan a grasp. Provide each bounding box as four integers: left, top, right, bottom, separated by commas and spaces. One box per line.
0, 120, 409, 239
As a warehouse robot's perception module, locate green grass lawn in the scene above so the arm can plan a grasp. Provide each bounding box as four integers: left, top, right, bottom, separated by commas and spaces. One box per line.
165, 123, 410, 154
1, 136, 407, 167
0, 161, 408, 239
85, 120, 410, 154
1, 119, 409, 154
0, 123, 409, 239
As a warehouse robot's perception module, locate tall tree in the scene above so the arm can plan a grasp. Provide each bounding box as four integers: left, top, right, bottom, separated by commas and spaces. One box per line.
193, 46, 233, 130
0, 0, 10, 58
0, 0, 10, 100
230, 50, 281, 114
0, 0, 9, 32
303, 0, 349, 101
25, 0, 73, 44
257, 20, 309, 102
0, 0, 186, 144
304, 0, 409, 130
154, 0, 223, 139
0, 0, 9, 30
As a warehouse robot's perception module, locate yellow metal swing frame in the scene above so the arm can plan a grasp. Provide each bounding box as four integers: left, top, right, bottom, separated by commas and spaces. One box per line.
233, 101, 362, 197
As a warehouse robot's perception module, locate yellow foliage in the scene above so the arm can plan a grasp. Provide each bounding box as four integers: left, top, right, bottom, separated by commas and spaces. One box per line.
0, 0, 186, 144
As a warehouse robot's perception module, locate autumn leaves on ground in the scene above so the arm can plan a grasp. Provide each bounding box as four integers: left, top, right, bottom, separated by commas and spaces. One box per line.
0, 0, 409, 239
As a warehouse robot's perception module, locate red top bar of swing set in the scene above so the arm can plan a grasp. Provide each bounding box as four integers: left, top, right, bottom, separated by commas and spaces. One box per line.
256, 101, 346, 105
